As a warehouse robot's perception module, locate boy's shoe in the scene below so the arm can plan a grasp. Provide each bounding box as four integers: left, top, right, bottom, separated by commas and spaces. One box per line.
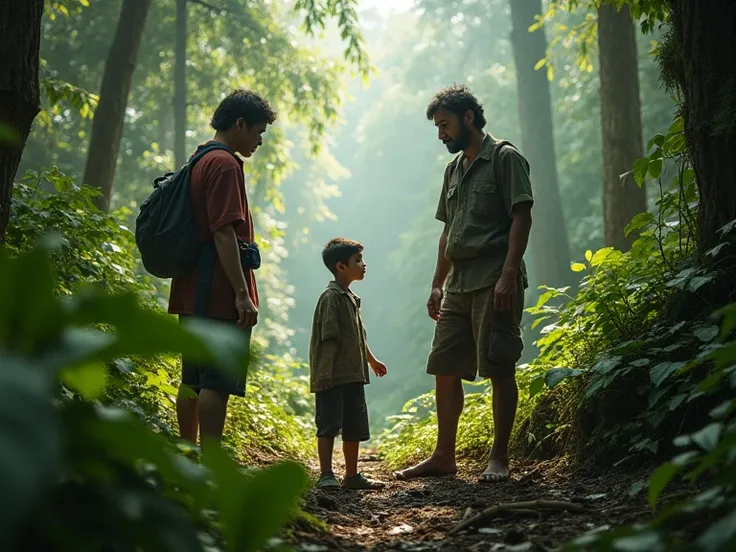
341, 473, 385, 490
317, 472, 341, 489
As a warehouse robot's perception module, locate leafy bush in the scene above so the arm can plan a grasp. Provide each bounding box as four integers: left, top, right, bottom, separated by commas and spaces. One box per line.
564, 303, 736, 551
519, 117, 732, 461
0, 243, 309, 551
6, 168, 316, 463
6, 167, 154, 297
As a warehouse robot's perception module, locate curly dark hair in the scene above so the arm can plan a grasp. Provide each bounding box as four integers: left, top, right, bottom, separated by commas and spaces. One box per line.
425, 84, 486, 130
210, 89, 277, 131
322, 237, 363, 275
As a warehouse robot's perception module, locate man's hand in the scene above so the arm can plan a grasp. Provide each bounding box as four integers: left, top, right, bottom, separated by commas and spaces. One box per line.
369, 358, 387, 377
236, 295, 258, 328
427, 287, 443, 321
494, 269, 518, 312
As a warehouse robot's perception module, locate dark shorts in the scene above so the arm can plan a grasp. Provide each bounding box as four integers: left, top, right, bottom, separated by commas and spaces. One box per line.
315, 382, 370, 442
179, 315, 251, 398
426, 281, 524, 381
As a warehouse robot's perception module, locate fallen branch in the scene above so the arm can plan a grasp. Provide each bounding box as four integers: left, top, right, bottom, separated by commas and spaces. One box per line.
449, 500, 590, 536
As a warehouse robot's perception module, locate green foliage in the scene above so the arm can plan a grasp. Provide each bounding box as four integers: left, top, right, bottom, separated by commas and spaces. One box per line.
295, 0, 370, 77
378, 372, 541, 470
6, 167, 151, 297
39, 74, 99, 123
563, 303, 736, 551
518, 117, 732, 462
6, 167, 315, 463
533, 0, 671, 86
0, 242, 309, 551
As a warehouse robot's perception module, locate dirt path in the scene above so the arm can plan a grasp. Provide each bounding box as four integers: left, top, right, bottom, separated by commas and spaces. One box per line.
287, 457, 655, 551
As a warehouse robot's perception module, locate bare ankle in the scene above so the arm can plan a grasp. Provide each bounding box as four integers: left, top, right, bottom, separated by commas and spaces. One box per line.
432, 449, 455, 462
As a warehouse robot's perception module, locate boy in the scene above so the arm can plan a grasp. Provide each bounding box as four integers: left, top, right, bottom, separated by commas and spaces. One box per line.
309, 238, 388, 489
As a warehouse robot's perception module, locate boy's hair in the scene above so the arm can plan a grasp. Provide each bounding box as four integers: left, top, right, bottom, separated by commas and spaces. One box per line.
211, 89, 277, 131
322, 238, 363, 275
425, 84, 486, 130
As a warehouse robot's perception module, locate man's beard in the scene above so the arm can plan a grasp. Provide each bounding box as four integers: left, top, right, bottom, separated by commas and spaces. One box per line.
444, 124, 471, 154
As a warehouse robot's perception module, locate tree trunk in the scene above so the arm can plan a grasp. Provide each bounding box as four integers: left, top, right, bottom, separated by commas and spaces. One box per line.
82, 0, 153, 211
0, 0, 44, 241
598, 4, 647, 252
668, 0, 736, 257
509, 0, 572, 288
174, 0, 187, 169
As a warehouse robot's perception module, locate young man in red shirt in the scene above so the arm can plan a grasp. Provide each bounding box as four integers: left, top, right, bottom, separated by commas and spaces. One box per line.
168, 89, 276, 446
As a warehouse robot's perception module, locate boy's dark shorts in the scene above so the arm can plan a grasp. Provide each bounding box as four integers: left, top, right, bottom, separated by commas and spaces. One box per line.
179, 315, 251, 398
315, 382, 370, 442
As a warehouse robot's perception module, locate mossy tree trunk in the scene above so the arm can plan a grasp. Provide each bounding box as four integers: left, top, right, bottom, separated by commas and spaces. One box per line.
0, 0, 44, 241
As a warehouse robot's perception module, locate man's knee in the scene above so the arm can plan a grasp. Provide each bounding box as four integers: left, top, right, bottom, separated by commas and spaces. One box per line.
435, 374, 463, 390
489, 374, 518, 390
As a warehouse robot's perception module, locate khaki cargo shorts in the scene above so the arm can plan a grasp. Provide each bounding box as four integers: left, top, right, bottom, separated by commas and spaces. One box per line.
426, 283, 524, 380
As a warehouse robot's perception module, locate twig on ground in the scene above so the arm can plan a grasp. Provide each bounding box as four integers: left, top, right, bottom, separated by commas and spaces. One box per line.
507, 509, 541, 518
449, 500, 590, 536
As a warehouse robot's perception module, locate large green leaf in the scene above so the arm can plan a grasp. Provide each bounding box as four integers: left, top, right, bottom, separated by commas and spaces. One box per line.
529, 375, 545, 397
544, 367, 584, 389
80, 405, 210, 507
648, 461, 680, 510
203, 446, 309, 552
0, 358, 60, 543
650, 361, 686, 387
59, 362, 109, 400
67, 292, 250, 376
0, 243, 64, 356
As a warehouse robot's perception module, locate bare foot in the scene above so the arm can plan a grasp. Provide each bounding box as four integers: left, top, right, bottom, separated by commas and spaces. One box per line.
393, 455, 457, 481
478, 458, 510, 483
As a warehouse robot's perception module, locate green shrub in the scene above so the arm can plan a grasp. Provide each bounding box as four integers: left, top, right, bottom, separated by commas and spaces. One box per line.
564, 303, 736, 551
0, 243, 309, 552
6, 168, 315, 463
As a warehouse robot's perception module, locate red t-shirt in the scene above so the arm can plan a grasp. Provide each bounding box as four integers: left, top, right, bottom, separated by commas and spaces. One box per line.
168, 143, 259, 321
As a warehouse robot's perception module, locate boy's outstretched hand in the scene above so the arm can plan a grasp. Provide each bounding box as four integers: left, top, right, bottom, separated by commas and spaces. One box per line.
369, 358, 388, 377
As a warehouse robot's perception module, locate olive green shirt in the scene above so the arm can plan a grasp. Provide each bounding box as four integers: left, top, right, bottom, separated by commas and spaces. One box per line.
308, 281, 370, 393
435, 134, 534, 293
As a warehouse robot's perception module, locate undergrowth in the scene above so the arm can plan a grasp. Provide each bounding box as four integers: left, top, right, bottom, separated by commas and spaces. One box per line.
2, 167, 324, 551
7, 167, 315, 464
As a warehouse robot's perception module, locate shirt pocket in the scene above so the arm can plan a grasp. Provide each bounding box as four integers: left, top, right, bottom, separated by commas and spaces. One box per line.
470, 179, 498, 218
445, 184, 459, 218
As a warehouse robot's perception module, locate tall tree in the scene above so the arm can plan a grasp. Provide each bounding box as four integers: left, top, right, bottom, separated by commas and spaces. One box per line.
665, 1, 736, 258
0, 0, 44, 241
509, 0, 572, 288
174, 0, 187, 169
82, 0, 153, 211
598, 3, 646, 251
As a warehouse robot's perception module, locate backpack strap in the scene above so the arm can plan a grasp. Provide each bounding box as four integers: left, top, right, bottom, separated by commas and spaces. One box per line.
188, 141, 234, 167
492, 140, 516, 183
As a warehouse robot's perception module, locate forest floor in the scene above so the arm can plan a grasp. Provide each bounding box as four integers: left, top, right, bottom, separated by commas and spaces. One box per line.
281, 454, 660, 552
